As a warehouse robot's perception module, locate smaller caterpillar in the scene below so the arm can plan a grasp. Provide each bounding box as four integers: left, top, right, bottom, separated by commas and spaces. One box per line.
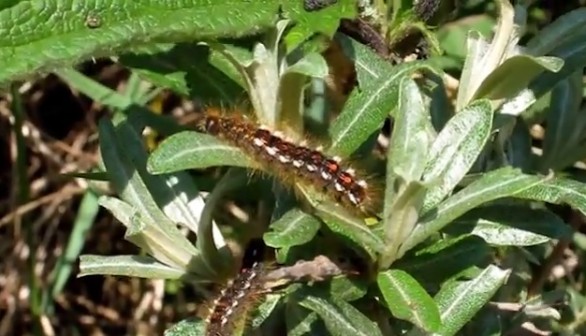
205, 262, 267, 336
194, 109, 381, 216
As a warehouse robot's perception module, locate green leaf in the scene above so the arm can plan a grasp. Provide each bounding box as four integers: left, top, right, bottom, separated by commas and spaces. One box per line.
278, 52, 329, 133
456, 31, 488, 111
164, 318, 206, 336
313, 202, 385, 260
98, 118, 200, 261
377, 270, 441, 333
389, 78, 434, 183
251, 293, 282, 328
541, 71, 586, 170
526, 8, 586, 56
400, 167, 545, 256
380, 181, 427, 268
421, 99, 494, 212
328, 277, 368, 302
78, 255, 186, 280
438, 15, 496, 60
0, 0, 280, 85
448, 206, 572, 246
327, 36, 434, 158
147, 131, 255, 174
196, 169, 246, 278
286, 301, 323, 336
247, 20, 290, 127
514, 177, 586, 216
99, 196, 201, 272
264, 209, 321, 248
282, 0, 356, 50
51, 191, 100, 299
298, 295, 384, 336
121, 43, 245, 103
527, 31, 586, 105
456, 0, 519, 110
395, 235, 491, 287
472, 55, 563, 110
56, 67, 134, 110
408, 265, 510, 336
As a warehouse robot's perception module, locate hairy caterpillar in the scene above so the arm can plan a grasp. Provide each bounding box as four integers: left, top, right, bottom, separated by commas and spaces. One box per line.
193, 108, 382, 217
205, 262, 268, 336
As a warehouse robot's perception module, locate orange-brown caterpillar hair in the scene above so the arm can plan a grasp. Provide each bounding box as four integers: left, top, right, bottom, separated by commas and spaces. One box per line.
205, 262, 267, 336
193, 108, 381, 217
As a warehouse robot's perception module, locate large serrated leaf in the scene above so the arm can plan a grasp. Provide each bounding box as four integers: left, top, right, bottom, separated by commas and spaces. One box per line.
377, 269, 441, 333
147, 131, 255, 174
0, 0, 280, 85
400, 167, 546, 256
298, 295, 383, 336
407, 265, 510, 336
421, 99, 494, 212
264, 209, 321, 249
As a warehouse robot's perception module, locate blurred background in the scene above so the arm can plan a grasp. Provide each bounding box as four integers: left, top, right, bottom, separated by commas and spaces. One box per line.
1, 0, 586, 335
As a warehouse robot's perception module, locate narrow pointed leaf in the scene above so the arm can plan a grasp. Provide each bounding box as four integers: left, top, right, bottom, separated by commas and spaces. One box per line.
78, 255, 186, 280
327, 37, 434, 157
389, 78, 433, 184
514, 177, 586, 215
526, 8, 586, 56
449, 206, 572, 246
541, 71, 586, 170
408, 265, 510, 336
377, 269, 441, 333
401, 167, 545, 255
421, 99, 494, 212
251, 293, 282, 328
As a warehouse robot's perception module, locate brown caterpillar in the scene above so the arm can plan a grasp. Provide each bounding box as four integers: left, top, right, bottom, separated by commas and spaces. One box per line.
205, 262, 267, 336
193, 108, 381, 216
